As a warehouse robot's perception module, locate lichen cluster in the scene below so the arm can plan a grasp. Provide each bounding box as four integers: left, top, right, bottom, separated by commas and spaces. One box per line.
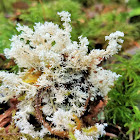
0, 11, 124, 140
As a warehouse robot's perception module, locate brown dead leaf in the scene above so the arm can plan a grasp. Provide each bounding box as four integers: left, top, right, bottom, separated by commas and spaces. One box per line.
133, 41, 140, 48
102, 4, 129, 14
102, 5, 118, 14
81, 99, 106, 126
78, 18, 85, 23
82, 7, 97, 19
94, 3, 104, 13
12, 1, 29, 10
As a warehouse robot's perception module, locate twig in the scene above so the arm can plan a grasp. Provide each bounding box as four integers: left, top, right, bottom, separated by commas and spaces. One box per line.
129, 132, 133, 140
34, 88, 69, 138
0, 118, 11, 127
0, 107, 14, 123
106, 132, 117, 138
116, 125, 126, 138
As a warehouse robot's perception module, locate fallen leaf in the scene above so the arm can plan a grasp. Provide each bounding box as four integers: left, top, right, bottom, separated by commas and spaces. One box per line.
13, 1, 29, 10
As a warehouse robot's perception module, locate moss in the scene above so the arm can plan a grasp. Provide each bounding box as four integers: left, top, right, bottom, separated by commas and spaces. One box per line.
105, 52, 140, 139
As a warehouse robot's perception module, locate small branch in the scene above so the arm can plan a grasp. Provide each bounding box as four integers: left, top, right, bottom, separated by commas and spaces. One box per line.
0, 118, 11, 127
116, 125, 126, 138
129, 132, 133, 140
106, 132, 117, 138
34, 88, 69, 138
0, 107, 14, 123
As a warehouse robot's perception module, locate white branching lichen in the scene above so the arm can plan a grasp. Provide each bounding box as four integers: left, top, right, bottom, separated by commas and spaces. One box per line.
0, 11, 124, 139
